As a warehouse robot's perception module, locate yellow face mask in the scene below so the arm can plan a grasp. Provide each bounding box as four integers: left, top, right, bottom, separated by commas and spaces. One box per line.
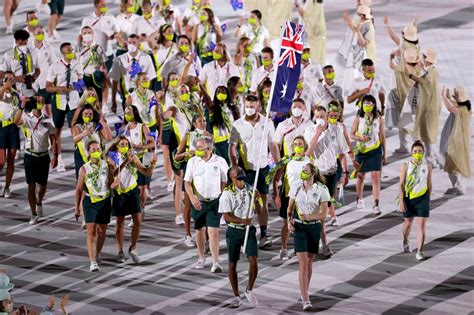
28, 19, 39, 27
169, 80, 178, 88
34, 34, 45, 42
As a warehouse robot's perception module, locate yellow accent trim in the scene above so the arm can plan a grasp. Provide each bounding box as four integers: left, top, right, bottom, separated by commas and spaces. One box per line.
213, 125, 230, 143
238, 141, 250, 170
359, 140, 380, 153
77, 142, 89, 163
117, 181, 138, 195
409, 185, 428, 200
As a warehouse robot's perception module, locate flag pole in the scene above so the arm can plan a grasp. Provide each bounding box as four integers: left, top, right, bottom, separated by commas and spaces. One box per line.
242, 20, 287, 253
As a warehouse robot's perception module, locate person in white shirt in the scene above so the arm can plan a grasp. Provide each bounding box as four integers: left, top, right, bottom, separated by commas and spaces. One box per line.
192, 7, 222, 65
155, 0, 183, 35
287, 162, 330, 311
219, 165, 261, 308
30, 26, 56, 116
0, 29, 40, 98
161, 34, 202, 81
81, 0, 118, 71
184, 136, 229, 273
77, 26, 108, 109
275, 98, 314, 156
229, 95, 280, 249
234, 36, 260, 94
306, 105, 350, 254
316, 65, 344, 109
347, 58, 386, 114
294, 77, 322, 120
109, 34, 157, 113
45, 42, 84, 172
301, 47, 323, 86
147, 24, 177, 89
130, 0, 165, 37
199, 42, 240, 99
115, 1, 140, 54
14, 95, 58, 225
182, 0, 211, 35
235, 10, 269, 56
250, 47, 274, 94
24, 11, 41, 45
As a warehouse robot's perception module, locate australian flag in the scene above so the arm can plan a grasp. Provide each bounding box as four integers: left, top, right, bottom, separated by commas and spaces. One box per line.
269, 21, 304, 115
230, 0, 243, 11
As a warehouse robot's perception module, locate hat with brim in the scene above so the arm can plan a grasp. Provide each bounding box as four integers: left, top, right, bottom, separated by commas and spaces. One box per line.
0, 290, 11, 301
360, 0, 372, 7
0, 274, 14, 292
455, 86, 469, 102
403, 24, 418, 42
403, 48, 419, 63
423, 47, 437, 64
357, 5, 373, 19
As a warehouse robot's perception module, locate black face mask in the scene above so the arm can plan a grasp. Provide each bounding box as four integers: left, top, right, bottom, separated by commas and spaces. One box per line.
236, 169, 246, 180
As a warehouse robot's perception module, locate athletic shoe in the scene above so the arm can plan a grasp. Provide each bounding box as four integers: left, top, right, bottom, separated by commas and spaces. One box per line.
166, 180, 175, 192
56, 155, 66, 172
303, 301, 313, 311
297, 296, 303, 303
128, 249, 141, 264
53, 30, 61, 39
3, 188, 10, 198
128, 219, 134, 228
195, 257, 206, 269
36, 204, 44, 217
416, 251, 426, 261
259, 236, 272, 249
6, 25, 13, 34
29, 216, 39, 225
108, 218, 116, 226
184, 236, 196, 248
356, 199, 365, 209
96, 254, 102, 266
229, 296, 242, 308
328, 216, 339, 226
279, 249, 289, 260
117, 251, 126, 263
322, 244, 333, 257
244, 289, 258, 306
210, 262, 223, 273
403, 241, 411, 253
175, 214, 184, 225
373, 206, 381, 215
147, 187, 153, 200
89, 262, 99, 272
82, 218, 86, 230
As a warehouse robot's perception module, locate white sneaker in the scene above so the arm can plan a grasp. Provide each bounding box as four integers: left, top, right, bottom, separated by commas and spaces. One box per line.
108, 218, 116, 226
195, 257, 206, 269
128, 249, 141, 264
82, 218, 86, 229
36, 204, 44, 217
89, 262, 99, 272
29, 216, 39, 225
356, 199, 365, 209
328, 216, 339, 226
244, 289, 258, 306
259, 236, 272, 249
403, 241, 411, 253
128, 220, 134, 228
175, 214, 184, 225
220, 216, 226, 226
3, 188, 10, 198
303, 301, 313, 311
6, 25, 13, 34
322, 244, 333, 257
416, 251, 426, 261
279, 249, 289, 260
211, 262, 223, 273
166, 180, 175, 192
146, 187, 153, 200
53, 30, 61, 39
184, 236, 196, 248
373, 206, 381, 215
229, 296, 242, 308
56, 155, 66, 172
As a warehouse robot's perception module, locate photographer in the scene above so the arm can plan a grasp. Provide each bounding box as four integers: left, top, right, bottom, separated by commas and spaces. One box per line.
0, 29, 40, 97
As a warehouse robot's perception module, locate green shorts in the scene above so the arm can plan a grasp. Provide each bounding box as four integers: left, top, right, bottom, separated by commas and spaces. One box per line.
49, 0, 65, 15
52, 103, 75, 129
191, 199, 221, 230
226, 225, 258, 263
242, 165, 270, 195
0, 124, 20, 149
279, 194, 290, 219
83, 196, 111, 224
293, 221, 322, 254
112, 187, 142, 217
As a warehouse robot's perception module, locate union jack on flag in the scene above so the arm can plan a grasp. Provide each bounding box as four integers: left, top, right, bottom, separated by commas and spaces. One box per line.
270, 21, 305, 115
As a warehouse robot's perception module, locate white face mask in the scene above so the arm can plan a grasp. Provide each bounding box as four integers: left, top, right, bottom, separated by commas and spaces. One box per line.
315, 118, 326, 127
83, 34, 93, 43
17, 45, 28, 53
128, 44, 137, 53
291, 107, 303, 118
245, 107, 256, 116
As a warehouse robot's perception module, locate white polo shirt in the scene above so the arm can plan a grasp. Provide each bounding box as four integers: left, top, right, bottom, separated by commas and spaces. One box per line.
76, 43, 107, 75
22, 113, 55, 153
1, 46, 39, 97
218, 183, 254, 220
81, 12, 119, 56
283, 157, 311, 196
130, 15, 165, 36
303, 123, 349, 174
184, 154, 229, 200
275, 117, 314, 155
229, 114, 276, 171
294, 86, 322, 118
316, 81, 344, 108
289, 183, 331, 216
301, 61, 323, 86
199, 60, 240, 98
250, 64, 275, 93
46, 59, 83, 110
115, 13, 139, 38
109, 51, 157, 92
31, 42, 57, 90
348, 75, 386, 110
